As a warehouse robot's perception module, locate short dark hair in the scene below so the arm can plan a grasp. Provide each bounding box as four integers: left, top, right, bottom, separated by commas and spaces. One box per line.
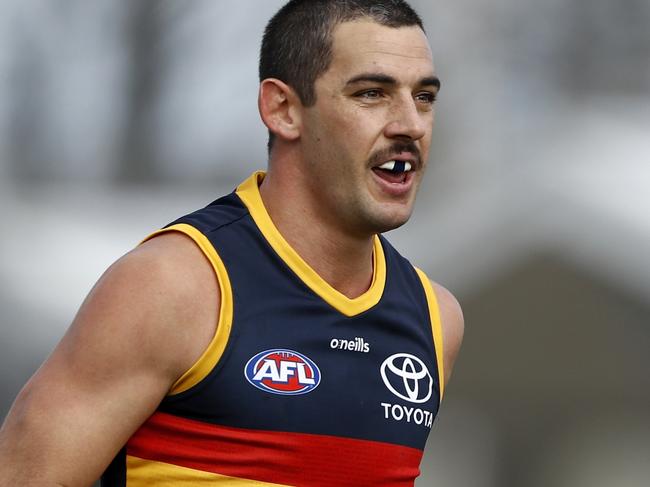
260, 0, 425, 151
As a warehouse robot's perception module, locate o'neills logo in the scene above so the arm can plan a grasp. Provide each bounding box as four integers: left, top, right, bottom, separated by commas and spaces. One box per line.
330, 337, 370, 353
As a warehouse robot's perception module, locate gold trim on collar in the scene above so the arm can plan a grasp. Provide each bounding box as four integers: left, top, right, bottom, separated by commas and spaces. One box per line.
236, 171, 386, 317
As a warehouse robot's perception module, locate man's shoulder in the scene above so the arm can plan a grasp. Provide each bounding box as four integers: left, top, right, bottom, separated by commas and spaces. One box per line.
404, 258, 464, 386
430, 280, 464, 385
94, 231, 220, 380
128, 231, 220, 307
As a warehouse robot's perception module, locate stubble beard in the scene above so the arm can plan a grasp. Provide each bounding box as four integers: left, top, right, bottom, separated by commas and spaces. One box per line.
306, 140, 424, 238
358, 141, 424, 235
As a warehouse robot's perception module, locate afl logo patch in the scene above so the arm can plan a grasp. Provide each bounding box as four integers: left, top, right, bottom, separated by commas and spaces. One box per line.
381, 353, 433, 404
244, 349, 321, 396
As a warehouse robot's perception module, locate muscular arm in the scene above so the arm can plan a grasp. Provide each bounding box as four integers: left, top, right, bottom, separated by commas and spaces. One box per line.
432, 282, 464, 387
0, 232, 218, 487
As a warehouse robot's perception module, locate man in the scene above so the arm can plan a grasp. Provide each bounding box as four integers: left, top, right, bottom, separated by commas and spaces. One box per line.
0, 1, 463, 485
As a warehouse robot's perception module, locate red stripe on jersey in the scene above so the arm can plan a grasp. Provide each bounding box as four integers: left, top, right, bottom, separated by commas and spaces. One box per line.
127, 412, 423, 486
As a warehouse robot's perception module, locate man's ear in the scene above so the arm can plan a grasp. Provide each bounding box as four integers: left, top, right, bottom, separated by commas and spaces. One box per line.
258, 78, 302, 143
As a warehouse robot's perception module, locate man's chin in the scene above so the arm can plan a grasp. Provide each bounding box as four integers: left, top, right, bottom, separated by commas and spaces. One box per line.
365, 205, 414, 234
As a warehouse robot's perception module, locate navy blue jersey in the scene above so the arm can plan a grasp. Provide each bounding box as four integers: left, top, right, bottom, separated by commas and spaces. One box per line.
102, 172, 444, 487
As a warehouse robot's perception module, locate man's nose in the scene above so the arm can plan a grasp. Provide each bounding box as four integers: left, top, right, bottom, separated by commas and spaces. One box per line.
383, 96, 428, 141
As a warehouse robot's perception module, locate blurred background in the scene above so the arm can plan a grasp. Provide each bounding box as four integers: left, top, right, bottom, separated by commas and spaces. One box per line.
1, 1, 649, 485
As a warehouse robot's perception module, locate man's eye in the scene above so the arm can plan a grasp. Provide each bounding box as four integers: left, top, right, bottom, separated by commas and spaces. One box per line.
357, 89, 382, 99
416, 92, 437, 104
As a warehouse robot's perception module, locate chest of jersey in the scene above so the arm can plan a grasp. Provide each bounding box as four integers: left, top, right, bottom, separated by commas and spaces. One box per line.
107, 174, 442, 487
160, 217, 440, 449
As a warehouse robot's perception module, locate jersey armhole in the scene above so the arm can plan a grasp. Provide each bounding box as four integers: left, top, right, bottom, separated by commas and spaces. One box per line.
414, 267, 445, 401
140, 223, 234, 396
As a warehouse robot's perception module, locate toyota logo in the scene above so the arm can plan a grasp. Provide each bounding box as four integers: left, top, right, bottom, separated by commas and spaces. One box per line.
380, 353, 433, 404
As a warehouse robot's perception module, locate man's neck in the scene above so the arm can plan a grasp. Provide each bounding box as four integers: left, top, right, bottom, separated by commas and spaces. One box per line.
259, 168, 375, 300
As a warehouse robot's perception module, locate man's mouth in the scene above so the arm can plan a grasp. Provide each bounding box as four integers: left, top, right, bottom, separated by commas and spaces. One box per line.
372, 159, 414, 184
377, 160, 413, 172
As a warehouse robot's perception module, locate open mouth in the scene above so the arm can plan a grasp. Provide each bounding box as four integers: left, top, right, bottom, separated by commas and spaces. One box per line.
372, 160, 413, 184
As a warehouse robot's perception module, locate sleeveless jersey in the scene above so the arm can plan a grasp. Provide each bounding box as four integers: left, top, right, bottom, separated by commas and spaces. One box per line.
102, 172, 445, 487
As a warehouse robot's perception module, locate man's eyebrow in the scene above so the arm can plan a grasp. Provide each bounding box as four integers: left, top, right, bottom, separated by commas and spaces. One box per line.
345, 73, 441, 90
421, 76, 441, 90
346, 73, 397, 86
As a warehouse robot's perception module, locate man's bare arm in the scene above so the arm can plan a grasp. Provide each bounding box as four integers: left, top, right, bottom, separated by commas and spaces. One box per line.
0, 232, 219, 486
433, 282, 464, 387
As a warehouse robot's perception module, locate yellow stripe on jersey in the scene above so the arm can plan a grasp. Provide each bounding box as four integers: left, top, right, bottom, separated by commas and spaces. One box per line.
236, 171, 386, 318
414, 268, 445, 401
140, 223, 234, 395
126, 456, 289, 486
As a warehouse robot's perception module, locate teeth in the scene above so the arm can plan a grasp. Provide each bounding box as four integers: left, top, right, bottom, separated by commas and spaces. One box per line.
377, 161, 412, 172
